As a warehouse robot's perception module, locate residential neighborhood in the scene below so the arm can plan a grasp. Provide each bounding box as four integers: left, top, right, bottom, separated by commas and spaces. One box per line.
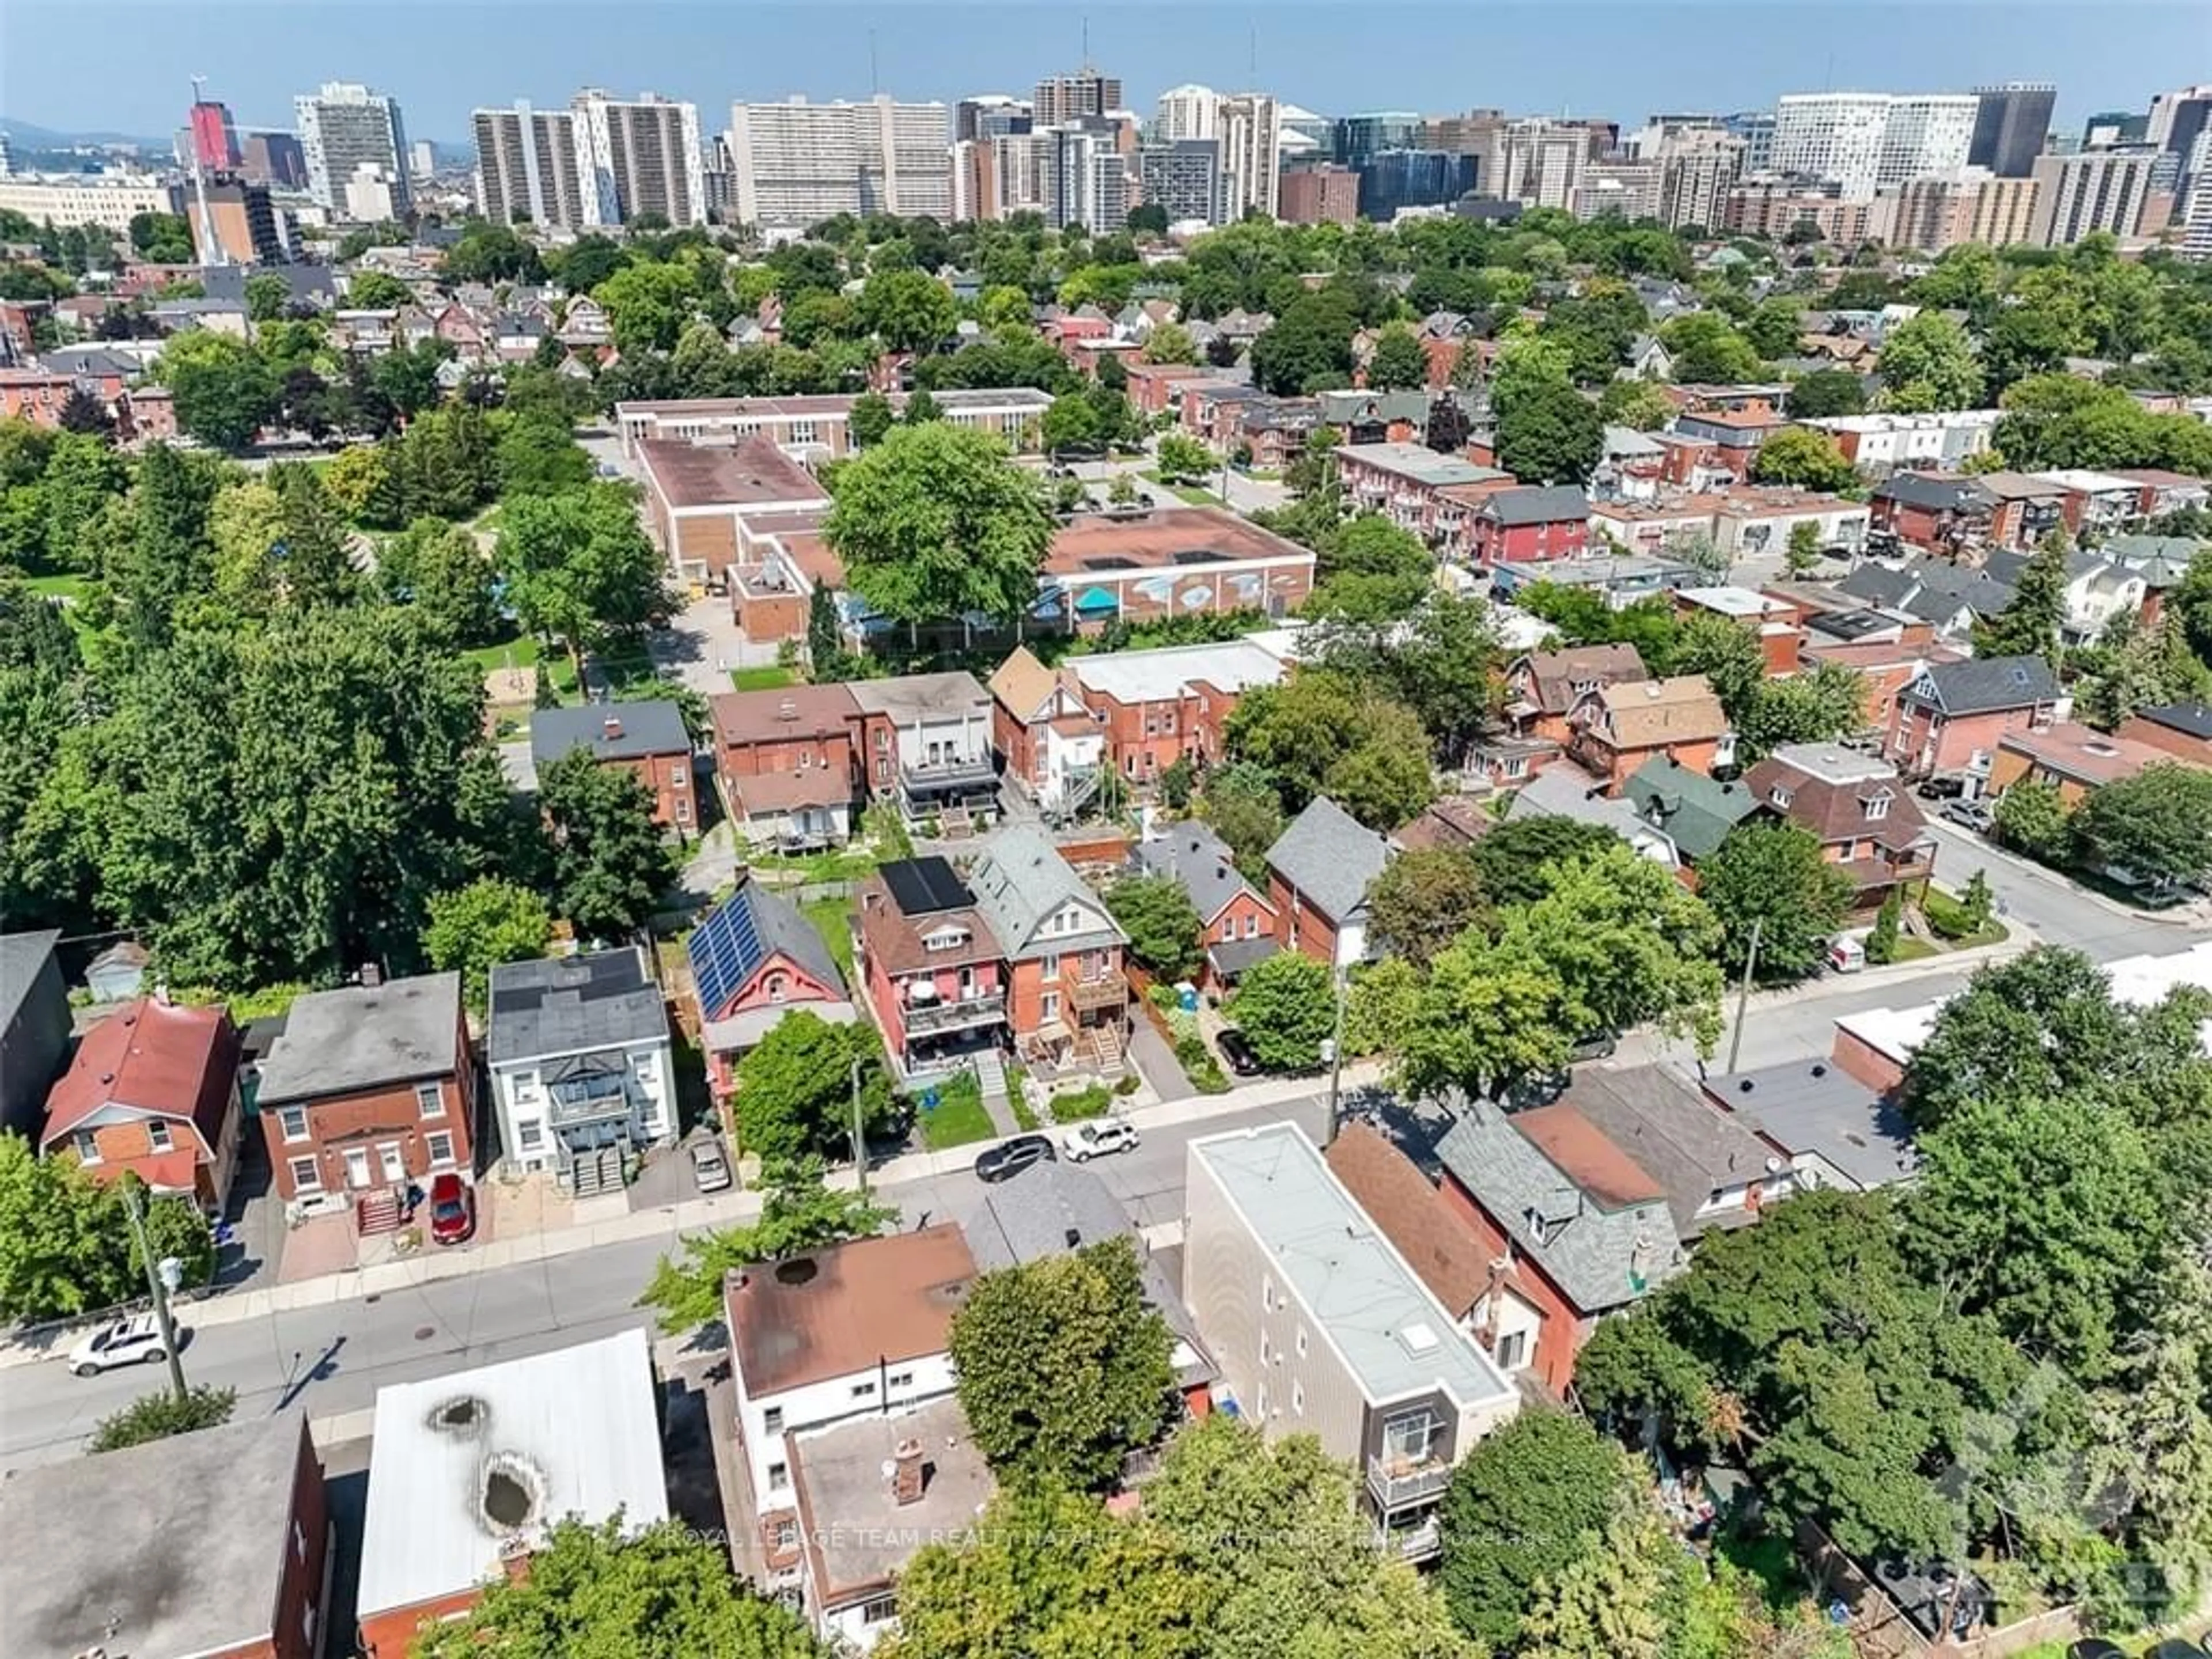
2, 18, 2212, 1659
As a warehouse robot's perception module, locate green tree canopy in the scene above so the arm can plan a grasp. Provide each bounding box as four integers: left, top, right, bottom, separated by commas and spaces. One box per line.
537, 748, 678, 942
1364, 847, 1488, 967
423, 877, 553, 1013
2070, 762, 2212, 888
1226, 949, 1336, 1071
822, 422, 1054, 626
498, 482, 670, 676
1493, 380, 1603, 484
949, 1236, 1173, 1488
1875, 310, 1984, 411
1104, 876, 1203, 980
1696, 822, 1854, 983
1366, 323, 1430, 391
89, 1384, 237, 1452
859, 268, 960, 354
726, 1009, 894, 1164
1748, 426, 1858, 493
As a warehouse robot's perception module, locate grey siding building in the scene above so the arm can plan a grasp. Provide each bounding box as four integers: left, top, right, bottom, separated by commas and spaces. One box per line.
0, 929, 68, 1141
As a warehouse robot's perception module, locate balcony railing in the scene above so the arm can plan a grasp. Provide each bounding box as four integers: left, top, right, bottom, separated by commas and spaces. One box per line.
1376, 1513, 1443, 1561
901, 755, 997, 794
1062, 974, 1126, 1012
902, 992, 1007, 1035
1366, 1455, 1455, 1510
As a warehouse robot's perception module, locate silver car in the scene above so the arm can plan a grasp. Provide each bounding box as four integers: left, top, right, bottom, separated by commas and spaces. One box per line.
688, 1141, 733, 1194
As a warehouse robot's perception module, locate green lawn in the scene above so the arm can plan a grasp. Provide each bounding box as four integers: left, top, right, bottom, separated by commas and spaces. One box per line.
1141, 469, 1224, 507
26, 573, 90, 603
915, 1071, 996, 1150
1046, 1082, 1114, 1121
801, 896, 855, 983
731, 664, 798, 691
751, 845, 881, 884
464, 632, 543, 675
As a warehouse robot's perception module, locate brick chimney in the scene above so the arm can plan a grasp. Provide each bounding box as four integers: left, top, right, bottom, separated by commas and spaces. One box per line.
602, 714, 623, 740
891, 1438, 926, 1506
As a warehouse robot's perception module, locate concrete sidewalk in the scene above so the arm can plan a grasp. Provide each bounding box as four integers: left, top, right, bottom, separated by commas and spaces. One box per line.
0, 1067, 1369, 1372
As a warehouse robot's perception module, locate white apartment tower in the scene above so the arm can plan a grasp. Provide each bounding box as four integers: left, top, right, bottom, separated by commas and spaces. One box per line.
1772, 93, 1976, 198
573, 91, 707, 226
294, 81, 410, 214
1219, 92, 1281, 219
1156, 84, 1222, 142
1486, 119, 1592, 210
2030, 148, 2159, 246
472, 103, 588, 229
727, 97, 953, 228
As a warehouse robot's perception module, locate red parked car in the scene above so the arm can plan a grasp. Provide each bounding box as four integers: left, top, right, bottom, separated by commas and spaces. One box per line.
427, 1173, 476, 1245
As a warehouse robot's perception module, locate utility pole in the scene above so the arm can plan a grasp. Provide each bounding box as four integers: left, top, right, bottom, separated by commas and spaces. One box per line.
120, 1179, 190, 1403
1725, 917, 1762, 1076
1323, 953, 1349, 1146
850, 1057, 869, 1200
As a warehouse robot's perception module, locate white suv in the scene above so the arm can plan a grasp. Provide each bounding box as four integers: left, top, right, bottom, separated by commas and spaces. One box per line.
67, 1314, 172, 1377
1060, 1119, 1139, 1162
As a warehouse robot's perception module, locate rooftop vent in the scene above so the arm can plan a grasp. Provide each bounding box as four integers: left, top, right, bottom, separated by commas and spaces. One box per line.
479, 1452, 544, 1534
1397, 1321, 1440, 1355
429, 1394, 488, 1434
602, 715, 623, 740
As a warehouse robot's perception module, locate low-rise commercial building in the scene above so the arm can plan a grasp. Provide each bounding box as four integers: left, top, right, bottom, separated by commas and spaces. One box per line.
618, 388, 1053, 459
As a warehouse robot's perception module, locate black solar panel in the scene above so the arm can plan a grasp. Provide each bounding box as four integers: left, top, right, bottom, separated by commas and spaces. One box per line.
688, 891, 767, 1021
883, 856, 972, 916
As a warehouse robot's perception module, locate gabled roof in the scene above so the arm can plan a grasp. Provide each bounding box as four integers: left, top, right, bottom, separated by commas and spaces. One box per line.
1324, 1121, 1493, 1316
1898, 654, 2059, 715
1559, 1065, 1774, 1238
1872, 472, 1993, 513
1586, 674, 1729, 749
727, 1225, 976, 1396
1505, 766, 1680, 865
1478, 484, 1590, 527
1512, 643, 1648, 716
1265, 796, 1394, 925
1135, 824, 1271, 926
1434, 1101, 1680, 1313
2134, 701, 2212, 741
988, 646, 1069, 722
41, 998, 237, 1149
1622, 756, 1762, 861
0, 928, 60, 1036
964, 826, 1126, 959
1745, 749, 1930, 854
709, 683, 859, 748
688, 879, 845, 1023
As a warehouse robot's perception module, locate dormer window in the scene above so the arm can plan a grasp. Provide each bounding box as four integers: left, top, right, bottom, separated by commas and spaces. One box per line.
922, 926, 969, 952
1524, 1206, 1548, 1245
1862, 789, 1891, 820
1768, 785, 1793, 808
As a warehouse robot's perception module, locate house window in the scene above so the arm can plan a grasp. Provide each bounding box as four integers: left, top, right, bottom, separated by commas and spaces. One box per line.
763, 1406, 785, 1434
1863, 791, 1891, 820
1291, 1381, 1304, 1415
1495, 1330, 1528, 1371
1244, 914, 1262, 940
1260, 1330, 1271, 1364
851, 1380, 877, 1399
1296, 1326, 1308, 1357
294, 1518, 308, 1562
426, 1132, 456, 1168
889, 1369, 914, 1388
1384, 1410, 1440, 1464
767, 973, 789, 1002
768, 1460, 789, 1491
1040, 952, 1061, 983
517, 1121, 545, 1152
290, 1156, 323, 1192
675, 797, 691, 824
1219, 916, 1236, 942
416, 1081, 445, 1120
71, 1129, 101, 1164
1262, 1276, 1275, 1312
146, 1120, 173, 1153
278, 1106, 309, 1143
862, 1597, 899, 1626
1041, 991, 1061, 1023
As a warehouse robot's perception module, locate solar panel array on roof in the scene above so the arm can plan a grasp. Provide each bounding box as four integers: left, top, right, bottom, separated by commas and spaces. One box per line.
1169, 548, 1226, 565
882, 857, 973, 916
688, 891, 767, 1023
487, 952, 647, 1017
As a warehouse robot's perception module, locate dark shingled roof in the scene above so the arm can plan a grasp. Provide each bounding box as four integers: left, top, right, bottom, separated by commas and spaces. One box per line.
487, 947, 669, 1064
1899, 654, 2060, 715
531, 700, 691, 768
1872, 472, 1993, 513
1479, 483, 1592, 526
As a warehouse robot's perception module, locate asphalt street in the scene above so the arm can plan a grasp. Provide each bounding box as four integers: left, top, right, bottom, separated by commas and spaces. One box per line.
0, 1094, 1329, 1472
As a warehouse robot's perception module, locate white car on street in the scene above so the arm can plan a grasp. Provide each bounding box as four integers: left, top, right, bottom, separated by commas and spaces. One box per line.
1060, 1119, 1139, 1162
67, 1313, 175, 1377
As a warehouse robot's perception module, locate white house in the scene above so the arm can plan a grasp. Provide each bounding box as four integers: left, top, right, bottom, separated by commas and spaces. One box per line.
484, 948, 674, 1195
847, 672, 999, 828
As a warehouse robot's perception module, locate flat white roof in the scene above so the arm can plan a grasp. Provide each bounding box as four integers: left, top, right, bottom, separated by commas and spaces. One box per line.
2031, 468, 2141, 494
1678, 584, 1787, 618
1837, 941, 2212, 1064
357, 1330, 668, 1620
1192, 1122, 1516, 1410
1809, 411, 2000, 432
1071, 639, 1289, 704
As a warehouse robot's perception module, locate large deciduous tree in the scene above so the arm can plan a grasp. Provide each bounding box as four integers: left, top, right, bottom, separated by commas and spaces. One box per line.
537, 748, 678, 942
2070, 763, 2212, 889
726, 1009, 895, 1164
499, 482, 670, 679
1104, 876, 1203, 981
423, 877, 553, 1013
1748, 426, 1858, 493
858, 268, 959, 355
1226, 949, 1336, 1071
1493, 380, 1603, 484
1365, 847, 1489, 967
821, 422, 1054, 626
1875, 310, 1984, 412
949, 1236, 1173, 1488
411, 1517, 825, 1659
1696, 823, 1854, 983
1365, 323, 1430, 391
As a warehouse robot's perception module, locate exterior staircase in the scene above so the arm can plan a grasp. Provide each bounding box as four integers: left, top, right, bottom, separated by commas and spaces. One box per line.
356, 1190, 402, 1236
567, 1145, 624, 1198
1089, 1023, 1124, 1073
972, 1051, 1018, 1137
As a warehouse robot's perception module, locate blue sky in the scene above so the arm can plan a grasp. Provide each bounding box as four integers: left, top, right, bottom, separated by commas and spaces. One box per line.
1, 1, 2203, 143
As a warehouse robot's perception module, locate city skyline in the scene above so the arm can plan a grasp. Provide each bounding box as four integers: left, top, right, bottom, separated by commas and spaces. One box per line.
0, 2, 2200, 145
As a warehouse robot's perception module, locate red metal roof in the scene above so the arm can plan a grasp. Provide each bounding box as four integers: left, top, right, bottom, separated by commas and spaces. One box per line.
41, 998, 238, 1150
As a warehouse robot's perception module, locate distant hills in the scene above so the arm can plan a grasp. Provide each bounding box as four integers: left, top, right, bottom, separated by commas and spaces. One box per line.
0, 116, 171, 151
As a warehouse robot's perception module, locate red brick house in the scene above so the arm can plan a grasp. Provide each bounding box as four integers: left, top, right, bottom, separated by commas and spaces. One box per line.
708, 684, 861, 849
1266, 795, 1396, 967
255, 972, 475, 1232
41, 997, 243, 1210
1123, 361, 1220, 417
1067, 639, 1289, 786
987, 647, 1108, 822
966, 825, 1130, 1073
530, 701, 696, 833
1566, 675, 1732, 794
1670, 407, 1788, 478
1134, 822, 1281, 990
2119, 702, 2212, 767
1505, 643, 1649, 745
1881, 655, 2065, 790
854, 856, 1010, 1078
1431, 1099, 1682, 1394
1868, 472, 1996, 555
1464, 484, 1592, 565
688, 880, 855, 1106
1743, 744, 1938, 910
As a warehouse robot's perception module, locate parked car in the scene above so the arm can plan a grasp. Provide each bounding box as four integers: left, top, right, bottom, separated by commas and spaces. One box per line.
1916, 776, 1967, 800
67, 1313, 172, 1377
1060, 1119, 1139, 1162
427, 1172, 476, 1245
1941, 798, 1994, 832
689, 1140, 733, 1193
2064, 1641, 2126, 1659
1215, 1029, 1262, 1077
974, 1135, 1056, 1183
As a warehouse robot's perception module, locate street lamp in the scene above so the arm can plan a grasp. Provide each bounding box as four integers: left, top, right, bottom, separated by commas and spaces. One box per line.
120, 1177, 191, 1403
